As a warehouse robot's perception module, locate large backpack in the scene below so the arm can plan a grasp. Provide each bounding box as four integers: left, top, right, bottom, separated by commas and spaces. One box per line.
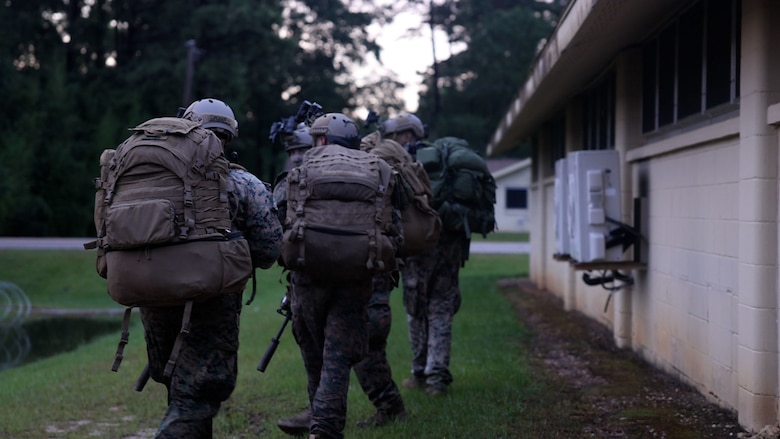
360, 132, 441, 256
280, 144, 401, 281
416, 137, 497, 238
86, 117, 252, 377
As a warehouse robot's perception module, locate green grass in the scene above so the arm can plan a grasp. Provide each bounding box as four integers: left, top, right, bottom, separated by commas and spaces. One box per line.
471, 231, 529, 242
0, 250, 115, 309
0, 250, 533, 438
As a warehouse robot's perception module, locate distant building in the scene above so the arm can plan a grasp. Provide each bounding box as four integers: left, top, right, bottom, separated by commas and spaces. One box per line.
487, 159, 531, 232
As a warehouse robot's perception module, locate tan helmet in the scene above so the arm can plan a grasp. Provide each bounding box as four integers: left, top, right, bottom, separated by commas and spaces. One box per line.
309, 113, 360, 149
183, 98, 239, 139
381, 113, 426, 139
284, 126, 313, 152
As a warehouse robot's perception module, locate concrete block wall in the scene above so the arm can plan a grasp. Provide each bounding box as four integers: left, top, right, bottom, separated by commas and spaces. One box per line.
635, 137, 741, 411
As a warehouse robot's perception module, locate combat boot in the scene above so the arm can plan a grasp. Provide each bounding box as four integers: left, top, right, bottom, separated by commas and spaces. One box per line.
402, 375, 425, 390
277, 407, 311, 436
356, 404, 409, 428
425, 384, 447, 396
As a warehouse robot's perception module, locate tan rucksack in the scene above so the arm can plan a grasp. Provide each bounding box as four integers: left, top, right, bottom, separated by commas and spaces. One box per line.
86, 117, 252, 377
280, 143, 401, 281
361, 132, 441, 256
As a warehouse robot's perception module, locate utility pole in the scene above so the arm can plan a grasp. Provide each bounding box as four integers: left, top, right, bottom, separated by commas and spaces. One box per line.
182, 39, 200, 108
429, 0, 441, 131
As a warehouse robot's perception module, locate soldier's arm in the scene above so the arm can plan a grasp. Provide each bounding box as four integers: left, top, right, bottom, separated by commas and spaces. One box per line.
235, 170, 283, 268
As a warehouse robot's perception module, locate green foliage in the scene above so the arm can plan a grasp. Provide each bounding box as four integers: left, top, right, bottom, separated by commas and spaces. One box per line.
0, 252, 533, 438
416, 0, 564, 154
0, 0, 402, 237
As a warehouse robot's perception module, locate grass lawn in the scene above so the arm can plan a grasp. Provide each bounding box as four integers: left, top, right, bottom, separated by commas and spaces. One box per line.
0, 250, 534, 438
471, 231, 528, 242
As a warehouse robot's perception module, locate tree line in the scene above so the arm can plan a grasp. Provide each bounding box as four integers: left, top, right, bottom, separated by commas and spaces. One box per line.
0, 0, 564, 237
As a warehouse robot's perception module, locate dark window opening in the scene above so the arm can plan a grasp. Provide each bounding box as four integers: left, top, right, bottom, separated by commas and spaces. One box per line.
506, 188, 528, 209
678, 2, 704, 119
549, 115, 566, 174
583, 71, 615, 150
641, 0, 740, 133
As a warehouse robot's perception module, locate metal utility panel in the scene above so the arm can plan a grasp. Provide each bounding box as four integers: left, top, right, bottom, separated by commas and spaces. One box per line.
567, 150, 622, 263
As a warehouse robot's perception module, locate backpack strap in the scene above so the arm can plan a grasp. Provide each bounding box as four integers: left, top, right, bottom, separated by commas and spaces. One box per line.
291, 166, 310, 268
369, 159, 392, 272
229, 162, 248, 172
163, 299, 193, 378
244, 269, 258, 306
111, 307, 134, 372
368, 164, 384, 272
179, 151, 204, 239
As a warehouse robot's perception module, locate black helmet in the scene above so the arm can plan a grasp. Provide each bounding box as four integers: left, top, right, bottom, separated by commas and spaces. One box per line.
310, 113, 360, 149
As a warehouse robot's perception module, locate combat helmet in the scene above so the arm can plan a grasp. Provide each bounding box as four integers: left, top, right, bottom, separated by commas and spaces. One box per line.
284, 125, 313, 152
183, 98, 239, 141
380, 113, 427, 140
309, 113, 360, 149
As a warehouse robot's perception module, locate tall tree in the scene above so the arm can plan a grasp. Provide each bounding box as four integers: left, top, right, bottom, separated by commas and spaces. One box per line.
415, 0, 566, 155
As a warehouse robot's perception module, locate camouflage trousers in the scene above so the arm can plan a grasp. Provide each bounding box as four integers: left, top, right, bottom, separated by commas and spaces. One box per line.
290, 272, 372, 439
352, 275, 405, 413
140, 293, 242, 439
401, 234, 464, 389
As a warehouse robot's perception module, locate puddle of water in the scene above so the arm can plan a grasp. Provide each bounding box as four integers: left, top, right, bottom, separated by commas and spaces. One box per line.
1, 316, 121, 370
21, 316, 121, 365
0, 281, 121, 370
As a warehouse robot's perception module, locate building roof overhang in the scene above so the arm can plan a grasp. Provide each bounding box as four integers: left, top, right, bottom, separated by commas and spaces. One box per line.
487, 0, 687, 156
492, 158, 532, 180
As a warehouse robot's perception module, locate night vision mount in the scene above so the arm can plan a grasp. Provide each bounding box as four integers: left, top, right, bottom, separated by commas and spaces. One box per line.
268, 100, 324, 144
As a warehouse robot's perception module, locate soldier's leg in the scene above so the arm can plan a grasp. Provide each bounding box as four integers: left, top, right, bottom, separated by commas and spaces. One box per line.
401, 255, 434, 383
422, 237, 463, 394
405, 312, 429, 380
155, 294, 241, 438
140, 306, 181, 389
353, 302, 406, 425
309, 279, 371, 439
290, 273, 327, 406
422, 290, 457, 394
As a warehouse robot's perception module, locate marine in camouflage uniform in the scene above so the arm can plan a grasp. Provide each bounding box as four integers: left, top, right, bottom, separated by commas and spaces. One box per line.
400, 230, 464, 395
276, 126, 407, 432
347, 124, 426, 428
377, 113, 461, 396
140, 99, 282, 439
284, 113, 402, 439
272, 126, 317, 436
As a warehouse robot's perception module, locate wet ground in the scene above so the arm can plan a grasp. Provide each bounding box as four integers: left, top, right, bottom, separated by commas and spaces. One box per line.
500, 278, 756, 439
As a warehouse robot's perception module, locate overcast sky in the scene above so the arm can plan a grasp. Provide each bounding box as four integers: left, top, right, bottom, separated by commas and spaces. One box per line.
365, 8, 465, 113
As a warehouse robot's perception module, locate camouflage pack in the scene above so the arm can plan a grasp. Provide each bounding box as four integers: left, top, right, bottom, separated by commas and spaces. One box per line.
281, 144, 401, 281
361, 132, 441, 256
86, 117, 252, 376
416, 137, 497, 238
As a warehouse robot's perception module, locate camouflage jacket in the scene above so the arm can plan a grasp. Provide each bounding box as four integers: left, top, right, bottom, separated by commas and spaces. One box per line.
227, 168, 283, 269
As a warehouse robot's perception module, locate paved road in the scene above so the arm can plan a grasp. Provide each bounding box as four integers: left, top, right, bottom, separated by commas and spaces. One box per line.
0, 237, 94, 250
0, 237, 529, 254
